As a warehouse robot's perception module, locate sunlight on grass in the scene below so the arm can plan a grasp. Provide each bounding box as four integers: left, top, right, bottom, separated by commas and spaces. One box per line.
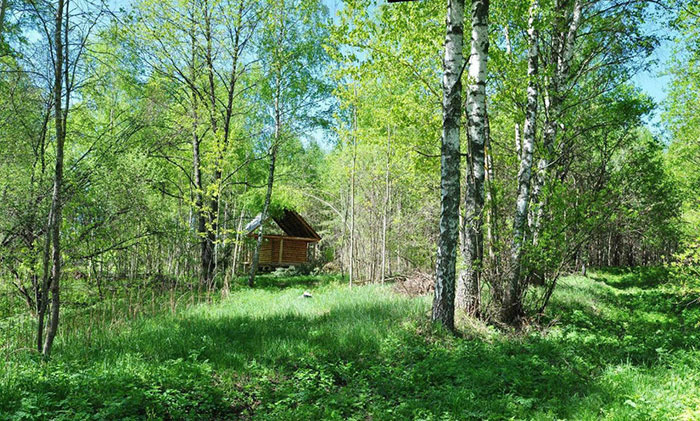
2, 270, 700, 420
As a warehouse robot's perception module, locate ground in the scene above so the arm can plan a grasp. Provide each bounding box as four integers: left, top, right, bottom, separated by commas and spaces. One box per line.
1, 269, 699, 420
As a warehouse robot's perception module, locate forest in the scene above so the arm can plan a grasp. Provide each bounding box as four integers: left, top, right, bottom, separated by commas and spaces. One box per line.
1, 0, 699, 419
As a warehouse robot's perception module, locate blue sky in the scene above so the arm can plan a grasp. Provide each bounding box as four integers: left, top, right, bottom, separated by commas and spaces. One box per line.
633, 55, 671, 134
631, 8, 678, 134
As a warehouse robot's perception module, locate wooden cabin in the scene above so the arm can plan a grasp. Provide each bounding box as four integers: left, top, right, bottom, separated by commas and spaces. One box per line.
245, 210, 321, 269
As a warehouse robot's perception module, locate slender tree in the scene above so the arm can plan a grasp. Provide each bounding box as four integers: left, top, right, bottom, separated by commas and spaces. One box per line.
132, 0, 257, 284
0, 0, 7, 42
38, 0, 72, 356
349, 92, 357, 287
530, 0, 582, 246
381, 124, 391, 284
188, 4, 208, 287
433, 0, 464, 330
505, 0, 540, 325
247, 0, 330, 285
458, 0, 489, 317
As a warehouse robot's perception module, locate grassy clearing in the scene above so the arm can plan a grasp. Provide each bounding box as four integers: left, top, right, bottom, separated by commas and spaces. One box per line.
1, 270, 699, 420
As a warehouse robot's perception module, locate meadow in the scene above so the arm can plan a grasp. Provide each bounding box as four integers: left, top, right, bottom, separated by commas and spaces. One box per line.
1, 269, 699, 420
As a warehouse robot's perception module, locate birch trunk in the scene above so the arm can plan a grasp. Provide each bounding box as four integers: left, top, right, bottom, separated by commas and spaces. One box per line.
505, 0, 540, 325
531, 0, 582, 246
432, 0, 464, 331
458, 0, 489, 317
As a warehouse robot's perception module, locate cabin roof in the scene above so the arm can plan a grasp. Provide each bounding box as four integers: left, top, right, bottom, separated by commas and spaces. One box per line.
245, 209, 321, 241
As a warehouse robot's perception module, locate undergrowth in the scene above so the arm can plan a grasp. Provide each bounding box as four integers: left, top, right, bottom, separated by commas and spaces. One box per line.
1, 269, 699, 420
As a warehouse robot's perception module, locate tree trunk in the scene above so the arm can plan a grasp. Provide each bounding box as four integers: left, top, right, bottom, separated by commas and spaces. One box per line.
505, 0, 539, 325
349, 88, 357, 287
0, 0, 7, 43
530, 0, 582, 246
41, 0, 67, 356
381, 124, 391, 284
194, 128, 212, 282
188, 13, 210, 285
248, 70, 282, 287
458, 0, 489, 317
432, 0, 464, 331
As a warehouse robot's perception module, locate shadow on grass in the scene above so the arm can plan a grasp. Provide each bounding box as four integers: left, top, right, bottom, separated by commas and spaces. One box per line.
82, 301, 606, 419
591, 266, 671, 290
545, 274, 698, 366
66, 288, 695, 419
4, 272, 699, 420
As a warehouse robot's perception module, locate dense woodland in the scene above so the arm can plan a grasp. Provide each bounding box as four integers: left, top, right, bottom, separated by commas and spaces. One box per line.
1, 0, 700, 418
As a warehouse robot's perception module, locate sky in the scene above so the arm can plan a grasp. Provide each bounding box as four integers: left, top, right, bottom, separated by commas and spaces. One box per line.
631, 11, 678, 135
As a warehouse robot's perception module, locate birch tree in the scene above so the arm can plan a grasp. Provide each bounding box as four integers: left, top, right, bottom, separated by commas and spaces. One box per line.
505, 0, 539, 325
458, 0, 489, 317
247, 0, 330, 285
433, 0, 464, 330
530, 0, 582, 246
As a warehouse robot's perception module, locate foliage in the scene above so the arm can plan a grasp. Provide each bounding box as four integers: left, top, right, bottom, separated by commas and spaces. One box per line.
3, 271, 700, 419
668, 242, 700, 290
0, 1, 699, 416
662, 1, 700, 293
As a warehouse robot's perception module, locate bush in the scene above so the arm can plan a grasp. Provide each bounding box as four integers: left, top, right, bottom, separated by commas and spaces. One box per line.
668, 241, 700, 289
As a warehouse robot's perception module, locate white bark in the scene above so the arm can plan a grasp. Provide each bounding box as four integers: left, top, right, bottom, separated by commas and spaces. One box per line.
531, 0, 583, 246
457, 0, 489, 316
505, 0, 540, 324
432, 0, 464, 331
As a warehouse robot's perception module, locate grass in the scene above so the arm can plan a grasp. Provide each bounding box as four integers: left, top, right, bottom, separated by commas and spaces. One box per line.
1, 269, 699, 420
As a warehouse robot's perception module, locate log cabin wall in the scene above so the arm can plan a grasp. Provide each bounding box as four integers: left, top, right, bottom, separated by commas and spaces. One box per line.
258, 237, 309, 265
244, 210, 321, 269
282, 239, 308, 263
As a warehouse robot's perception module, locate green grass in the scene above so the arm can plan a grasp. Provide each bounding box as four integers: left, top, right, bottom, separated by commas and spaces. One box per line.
1, 270, 700, 420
